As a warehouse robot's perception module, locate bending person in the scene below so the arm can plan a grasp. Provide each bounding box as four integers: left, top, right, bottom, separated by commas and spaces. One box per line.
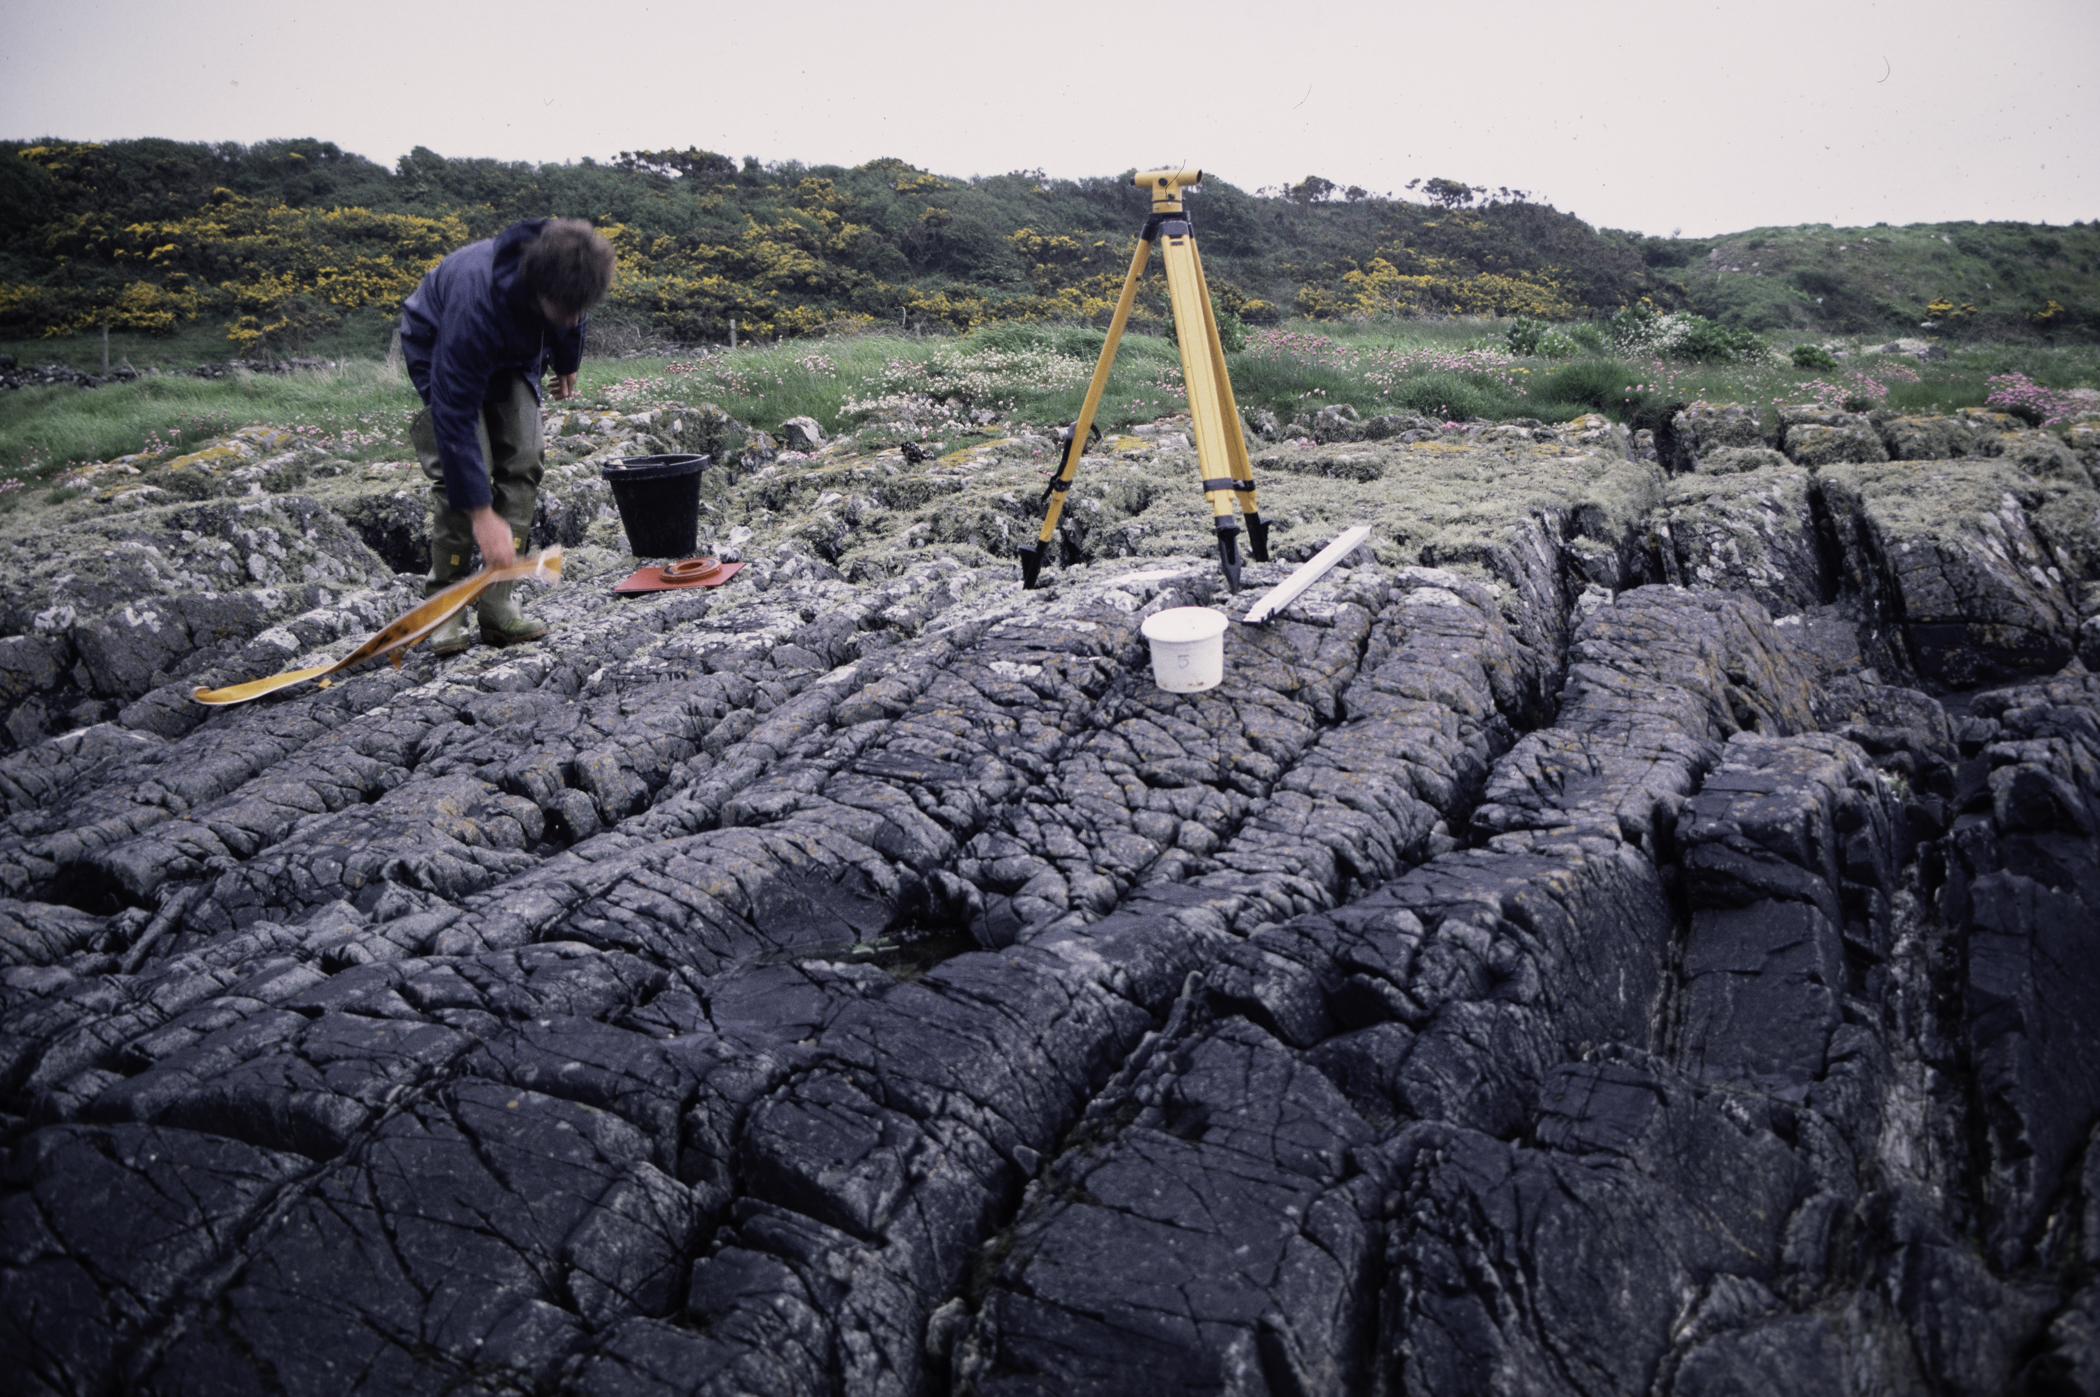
400, 217, 614, 653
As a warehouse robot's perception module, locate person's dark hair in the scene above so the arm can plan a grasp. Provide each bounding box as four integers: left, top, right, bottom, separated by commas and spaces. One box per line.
522, 219, 615, 317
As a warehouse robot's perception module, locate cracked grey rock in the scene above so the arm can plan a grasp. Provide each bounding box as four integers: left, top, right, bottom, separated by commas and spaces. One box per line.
1675, 731, 1901, 1092
1781, 409, 1889, 467
1, 408, 2098, 1395
956, 1012, 1382, 1396
1820, 460, 2096, 688
1664, 467, 1831, 617
0, 496, 402, 757
1377, 1050, 1815, 1397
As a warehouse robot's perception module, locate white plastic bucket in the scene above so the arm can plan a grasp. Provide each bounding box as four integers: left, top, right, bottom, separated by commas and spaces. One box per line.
1140, 607, 1229, 693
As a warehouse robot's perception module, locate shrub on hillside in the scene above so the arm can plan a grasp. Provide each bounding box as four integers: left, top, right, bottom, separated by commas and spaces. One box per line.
1790, 343, 1840, 370
8, 192, 470, 348
1609, 303, 1767, 363
1676, 316, 1768, 363
1506, 317, 1582, 358
1607, 303, 1665, 353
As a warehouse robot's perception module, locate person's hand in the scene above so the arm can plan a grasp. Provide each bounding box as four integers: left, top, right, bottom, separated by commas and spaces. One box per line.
549, 372, 577, 400
470, 506, 517, 569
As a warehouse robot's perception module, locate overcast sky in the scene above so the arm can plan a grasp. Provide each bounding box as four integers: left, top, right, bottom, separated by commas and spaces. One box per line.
3, 0, 2093, 238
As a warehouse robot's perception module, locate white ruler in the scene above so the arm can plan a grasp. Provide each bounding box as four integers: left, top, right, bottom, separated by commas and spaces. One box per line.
1241, 525, 1373, 626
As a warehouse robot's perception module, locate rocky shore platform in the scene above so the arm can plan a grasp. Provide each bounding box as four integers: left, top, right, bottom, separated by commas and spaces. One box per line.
3, 396, 2099, 1395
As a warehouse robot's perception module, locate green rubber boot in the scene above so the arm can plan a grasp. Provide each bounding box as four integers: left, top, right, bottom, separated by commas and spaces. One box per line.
426, 506, 477, 657
427, 585, 478, 656
477, 579, 548, 646
477, 488, 547, 647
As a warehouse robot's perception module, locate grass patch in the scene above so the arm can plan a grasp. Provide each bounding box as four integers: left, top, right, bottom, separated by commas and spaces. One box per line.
1221, 323, 1543, 425
978, 327, 1183, 433
0, 360, 422, 482
1520, 336, 2100, 434
1662, 221, 2100, 338
576, 334, 936, 437
4, 316, 2096, 486
0, 307, 404, 374
1, 320, 255, 375
1532, 360, 1639, 415
575, 327, 1188, 442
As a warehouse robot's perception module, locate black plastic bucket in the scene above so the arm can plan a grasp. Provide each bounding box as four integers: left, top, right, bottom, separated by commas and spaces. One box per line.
602, 454, 710, 557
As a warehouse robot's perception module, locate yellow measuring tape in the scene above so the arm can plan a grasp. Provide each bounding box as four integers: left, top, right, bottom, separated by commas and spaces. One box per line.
191, 547, 563, 706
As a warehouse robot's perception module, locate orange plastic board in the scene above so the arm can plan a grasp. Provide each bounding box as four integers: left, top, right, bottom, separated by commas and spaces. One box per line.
191, 547, 564, 706
613, 557, 745, 593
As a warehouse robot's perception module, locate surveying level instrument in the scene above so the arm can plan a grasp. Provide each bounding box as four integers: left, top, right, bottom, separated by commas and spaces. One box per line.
1017, 168, 1270, 591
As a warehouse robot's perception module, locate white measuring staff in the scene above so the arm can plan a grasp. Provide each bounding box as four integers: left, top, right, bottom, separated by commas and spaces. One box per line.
1241, 525, 1374, 626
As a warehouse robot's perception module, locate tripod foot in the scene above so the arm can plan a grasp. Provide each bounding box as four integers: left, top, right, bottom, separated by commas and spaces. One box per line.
1017, 545, 1045, 589
1216, 527, 1242, 592
1245, 514, 1270, 563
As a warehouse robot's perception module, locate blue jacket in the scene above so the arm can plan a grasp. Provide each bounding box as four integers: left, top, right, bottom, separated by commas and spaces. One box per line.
400, 219, 587, 512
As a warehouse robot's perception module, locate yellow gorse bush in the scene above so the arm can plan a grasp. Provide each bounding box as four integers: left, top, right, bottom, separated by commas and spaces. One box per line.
599, 210, 882, 338
1326, 254, 1576, 322
120, 198, 468, 347
1004, 229, 1129, 322
0, 142, 1681, 350
601, 207, 1143, 338
0, 190, 469, 343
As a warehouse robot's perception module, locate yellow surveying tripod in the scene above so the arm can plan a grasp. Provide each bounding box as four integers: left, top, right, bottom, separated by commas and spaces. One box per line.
1017, 168, 1270, 590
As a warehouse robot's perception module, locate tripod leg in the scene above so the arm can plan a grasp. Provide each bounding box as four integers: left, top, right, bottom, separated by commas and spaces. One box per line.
1018, 234, 1153, 588
1159, 229, 1248, 588
1188, 249, 1269, 563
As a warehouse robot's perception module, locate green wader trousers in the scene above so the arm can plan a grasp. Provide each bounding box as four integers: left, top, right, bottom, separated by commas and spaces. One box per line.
410, 369, 546, 647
